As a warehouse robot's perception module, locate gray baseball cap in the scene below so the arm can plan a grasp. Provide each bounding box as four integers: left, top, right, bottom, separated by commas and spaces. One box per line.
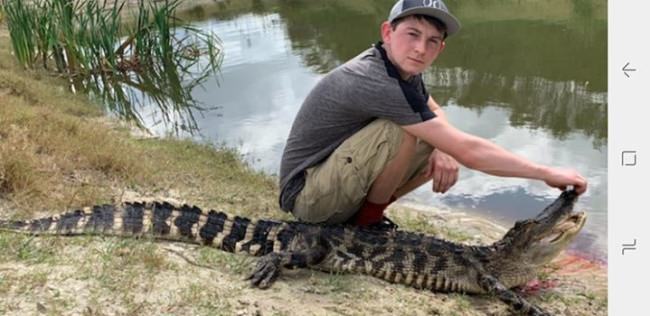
388, 0, 461, 37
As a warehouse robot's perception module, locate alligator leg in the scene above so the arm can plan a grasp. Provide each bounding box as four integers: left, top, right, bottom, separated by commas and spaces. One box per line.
247, 244, 328, 289
478, 274, 551, 316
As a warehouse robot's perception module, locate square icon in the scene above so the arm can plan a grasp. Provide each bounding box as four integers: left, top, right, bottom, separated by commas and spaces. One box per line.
621, 150, 637, 166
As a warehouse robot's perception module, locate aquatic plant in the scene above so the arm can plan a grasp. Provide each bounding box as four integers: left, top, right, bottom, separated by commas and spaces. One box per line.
1, 0, 223, 133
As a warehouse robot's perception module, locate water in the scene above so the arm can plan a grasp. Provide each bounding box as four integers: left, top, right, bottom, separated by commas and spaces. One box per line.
137, 0, 607, 261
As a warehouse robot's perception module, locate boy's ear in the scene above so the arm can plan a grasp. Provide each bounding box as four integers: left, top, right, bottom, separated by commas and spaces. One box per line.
381, 21, 392, 43
439, 41, 446, 53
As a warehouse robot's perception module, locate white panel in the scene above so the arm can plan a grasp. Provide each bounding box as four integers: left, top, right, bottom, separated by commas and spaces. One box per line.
609, 1, 650, 315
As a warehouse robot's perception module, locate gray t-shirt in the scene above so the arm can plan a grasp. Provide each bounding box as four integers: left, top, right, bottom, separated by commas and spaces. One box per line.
279, 41, 435, 212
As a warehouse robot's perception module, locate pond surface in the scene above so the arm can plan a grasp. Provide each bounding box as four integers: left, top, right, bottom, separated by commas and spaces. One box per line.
138, 0, 607, 260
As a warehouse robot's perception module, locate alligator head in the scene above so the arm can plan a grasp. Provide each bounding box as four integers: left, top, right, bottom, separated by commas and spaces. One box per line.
488, 190, 587, 286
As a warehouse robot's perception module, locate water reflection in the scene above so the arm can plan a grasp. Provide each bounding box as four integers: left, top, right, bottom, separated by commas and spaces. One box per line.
168, 14, 322, 174
262, 0, 609, 142
136, 0, 607, 259
90, 57, 209, 134
425, 68, 607, 146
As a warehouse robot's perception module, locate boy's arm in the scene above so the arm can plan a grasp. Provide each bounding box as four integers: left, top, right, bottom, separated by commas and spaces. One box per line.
401, 117, 588, 194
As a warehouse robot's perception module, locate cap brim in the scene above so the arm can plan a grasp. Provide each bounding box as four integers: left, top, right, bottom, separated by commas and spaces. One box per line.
390, 7, 461, 37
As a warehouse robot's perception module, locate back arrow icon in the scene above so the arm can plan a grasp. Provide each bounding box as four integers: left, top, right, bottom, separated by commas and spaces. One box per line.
623, 62, 637, 78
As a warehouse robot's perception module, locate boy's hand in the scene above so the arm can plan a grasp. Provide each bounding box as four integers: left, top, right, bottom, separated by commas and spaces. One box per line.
425, 149, 459, 193
542, 167, 588, 194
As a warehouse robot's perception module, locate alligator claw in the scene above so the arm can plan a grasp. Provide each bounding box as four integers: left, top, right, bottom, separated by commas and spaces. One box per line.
247, 253, 283, 289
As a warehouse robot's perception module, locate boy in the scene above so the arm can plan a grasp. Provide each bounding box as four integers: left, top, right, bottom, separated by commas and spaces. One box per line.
279, 0, 587, 228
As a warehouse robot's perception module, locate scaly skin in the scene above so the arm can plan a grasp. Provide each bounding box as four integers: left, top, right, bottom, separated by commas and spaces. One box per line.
0, 191, 586, 315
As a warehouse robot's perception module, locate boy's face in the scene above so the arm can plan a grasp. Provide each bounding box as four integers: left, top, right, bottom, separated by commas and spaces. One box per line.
381, 16, 446, 80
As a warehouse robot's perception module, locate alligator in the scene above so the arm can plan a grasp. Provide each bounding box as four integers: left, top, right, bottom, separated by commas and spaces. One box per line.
0, 190, 586, 316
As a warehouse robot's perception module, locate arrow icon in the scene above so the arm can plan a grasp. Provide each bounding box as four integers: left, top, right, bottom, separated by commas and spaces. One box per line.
622, 62, 637, 78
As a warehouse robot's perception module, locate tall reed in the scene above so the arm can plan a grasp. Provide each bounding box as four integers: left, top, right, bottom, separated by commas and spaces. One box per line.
1, 0, 223, 132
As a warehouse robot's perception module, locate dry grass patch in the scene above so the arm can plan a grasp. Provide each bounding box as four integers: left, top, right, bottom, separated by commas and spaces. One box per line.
0, 22, 280, 216
0, 92, 150, 213
0, 142, 45, 199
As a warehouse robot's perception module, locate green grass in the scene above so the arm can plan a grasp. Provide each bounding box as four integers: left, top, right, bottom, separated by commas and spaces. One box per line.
2, 0, 222, 75
0, 233, 60, 264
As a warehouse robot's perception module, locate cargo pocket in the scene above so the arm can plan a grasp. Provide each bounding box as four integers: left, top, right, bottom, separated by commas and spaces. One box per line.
335, 147, 371, 206
339, 138, 394, 194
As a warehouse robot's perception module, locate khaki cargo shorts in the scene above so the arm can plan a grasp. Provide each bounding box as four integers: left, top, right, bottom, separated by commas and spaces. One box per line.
292, 119, 433, 224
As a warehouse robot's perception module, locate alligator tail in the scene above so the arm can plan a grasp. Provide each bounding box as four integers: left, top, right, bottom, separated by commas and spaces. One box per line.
0, 201, 289, 257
